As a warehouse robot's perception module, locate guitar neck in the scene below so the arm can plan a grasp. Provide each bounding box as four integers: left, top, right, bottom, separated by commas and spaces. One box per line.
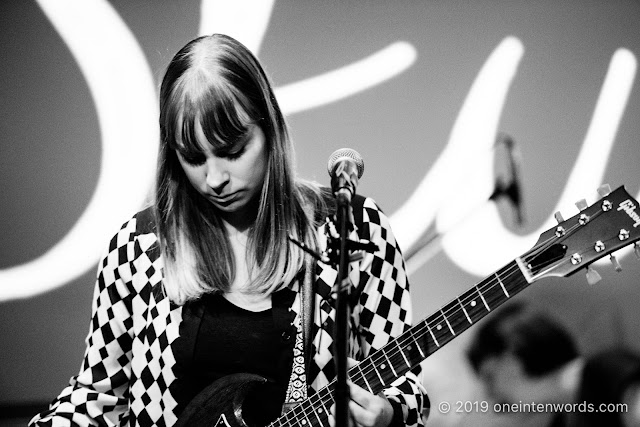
350, 260, 529, 394
271, 260, 529, 427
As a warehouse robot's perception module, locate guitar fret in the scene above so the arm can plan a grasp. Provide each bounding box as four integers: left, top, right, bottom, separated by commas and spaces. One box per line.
484, 280, 508, 308
357, 362, 374, 393
317, 405, 328, 422
441, 309, 456, 336
383, 351, 398, 377
279, 407, 294, 427
300, 411, 312, 427
476, 286, 490, 311
395, 340, 411, 368
318, 389, 333, 422
457, 298, 472, 324
425, 322, 440, 348
500, 262, 530, 296
458, 288, 488, 323
371, 362, 386, 386
409, 328, 428, 356
309, 401, 324, 427
319, 398, 331, 423
496, 273, 510, 297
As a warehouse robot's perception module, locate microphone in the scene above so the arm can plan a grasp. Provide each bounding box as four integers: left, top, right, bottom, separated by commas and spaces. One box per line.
327, 148, 365, 201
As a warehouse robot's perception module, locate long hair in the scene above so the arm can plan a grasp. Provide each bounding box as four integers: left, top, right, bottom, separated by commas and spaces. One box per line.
156, 34, 328, 305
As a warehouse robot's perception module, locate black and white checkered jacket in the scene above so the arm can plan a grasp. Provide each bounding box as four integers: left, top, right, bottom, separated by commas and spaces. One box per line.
30, 195, 427, 427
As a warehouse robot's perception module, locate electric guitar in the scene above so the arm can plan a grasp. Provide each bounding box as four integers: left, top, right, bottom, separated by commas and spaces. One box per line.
176, 185, 640, 427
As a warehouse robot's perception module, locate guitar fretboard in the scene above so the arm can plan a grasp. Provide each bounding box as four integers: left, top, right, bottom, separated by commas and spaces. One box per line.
271, 260, 530, 427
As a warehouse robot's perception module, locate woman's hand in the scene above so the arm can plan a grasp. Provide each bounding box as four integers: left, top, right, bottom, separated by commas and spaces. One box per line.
330, 358, 395, 427
347, 380, 394, 427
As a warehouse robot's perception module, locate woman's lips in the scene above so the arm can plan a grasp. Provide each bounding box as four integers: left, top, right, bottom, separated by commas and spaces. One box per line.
210, 191, 239, 205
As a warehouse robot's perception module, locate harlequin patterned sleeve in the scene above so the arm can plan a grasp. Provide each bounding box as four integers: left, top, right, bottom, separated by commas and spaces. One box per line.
29, 216, 140, 426
354, 197, 428, 427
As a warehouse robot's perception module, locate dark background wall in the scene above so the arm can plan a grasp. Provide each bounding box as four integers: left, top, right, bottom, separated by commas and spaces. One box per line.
1, 1, 640, 426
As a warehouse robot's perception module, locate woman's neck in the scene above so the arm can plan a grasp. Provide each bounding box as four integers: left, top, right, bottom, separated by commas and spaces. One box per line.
225, 225, 251, 289
223, 229, 270, 311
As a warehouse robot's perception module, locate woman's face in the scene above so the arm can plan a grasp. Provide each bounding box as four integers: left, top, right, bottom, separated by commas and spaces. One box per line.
176, 122, 268, 224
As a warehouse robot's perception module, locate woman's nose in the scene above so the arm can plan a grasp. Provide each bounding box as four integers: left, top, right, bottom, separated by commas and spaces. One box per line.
206, 159, 230, 193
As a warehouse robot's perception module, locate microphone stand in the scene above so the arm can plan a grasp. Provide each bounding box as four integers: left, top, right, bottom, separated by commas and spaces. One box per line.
334, 189, 352, 427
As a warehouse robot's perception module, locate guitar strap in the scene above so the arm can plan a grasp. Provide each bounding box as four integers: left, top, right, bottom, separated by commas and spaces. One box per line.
301, 254, 315, 376
282, 255, 314, 410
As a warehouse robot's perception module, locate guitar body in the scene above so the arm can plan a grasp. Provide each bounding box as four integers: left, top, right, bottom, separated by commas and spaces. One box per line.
175, 373, 277, 427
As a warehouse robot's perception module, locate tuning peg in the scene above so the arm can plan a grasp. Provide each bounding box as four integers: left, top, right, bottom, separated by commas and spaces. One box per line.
634, 243, 640, 260
575, 199, 588, 211
610, 254, 623, 272
597, 184, 612, 198
586, 266, 602, 285
554, 211, 564, 223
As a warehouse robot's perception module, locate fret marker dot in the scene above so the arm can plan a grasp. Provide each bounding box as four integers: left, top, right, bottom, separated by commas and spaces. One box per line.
302, 421, 307, 425
318, 409, 323, 413
471, 300, 476, 307
437, 324, 442, 330
381, 363, 386, 369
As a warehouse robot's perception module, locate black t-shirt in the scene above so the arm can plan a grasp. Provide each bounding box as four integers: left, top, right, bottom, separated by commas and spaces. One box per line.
193, 294, 280, 387
171, 290, 298, 425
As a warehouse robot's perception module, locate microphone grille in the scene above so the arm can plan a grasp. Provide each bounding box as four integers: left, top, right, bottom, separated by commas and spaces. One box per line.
327, 148, 365, 178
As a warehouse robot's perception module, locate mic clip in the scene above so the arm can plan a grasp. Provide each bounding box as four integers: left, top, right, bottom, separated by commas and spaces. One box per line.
323, 214, 378, 267
288, 216, 379, 268
325, 238, 378, 266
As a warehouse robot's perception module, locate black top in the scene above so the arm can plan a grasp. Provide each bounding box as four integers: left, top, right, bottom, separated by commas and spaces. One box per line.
193, 294, 279, 386
171, 290, 298, 424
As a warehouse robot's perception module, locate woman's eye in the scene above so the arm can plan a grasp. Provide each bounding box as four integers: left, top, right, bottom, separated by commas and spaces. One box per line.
225, 146, 246, 160
181, 153, 206, 165
223, 128, 253, 160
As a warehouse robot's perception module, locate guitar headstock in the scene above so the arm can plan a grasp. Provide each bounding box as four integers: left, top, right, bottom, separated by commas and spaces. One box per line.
519, 185, 640, 283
